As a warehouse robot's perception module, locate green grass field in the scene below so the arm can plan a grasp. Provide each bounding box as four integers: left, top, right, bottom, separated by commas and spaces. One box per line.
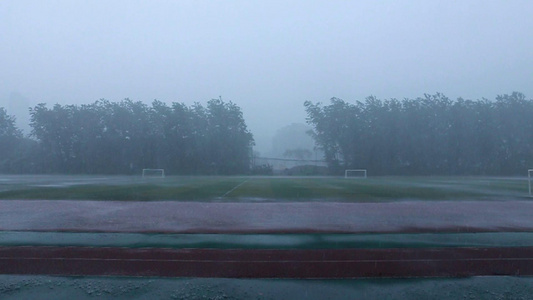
0, 175, 529, 201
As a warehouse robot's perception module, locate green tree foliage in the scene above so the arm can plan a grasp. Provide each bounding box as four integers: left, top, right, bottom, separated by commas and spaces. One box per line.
27, 99, 254, 175
0, 108, 24, 172
0, 108, 22, 138
305, 92, 533, 175
206, 99, 255, 174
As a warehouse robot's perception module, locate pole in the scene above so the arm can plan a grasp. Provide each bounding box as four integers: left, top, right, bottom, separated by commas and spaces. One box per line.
527, 170, 532, 197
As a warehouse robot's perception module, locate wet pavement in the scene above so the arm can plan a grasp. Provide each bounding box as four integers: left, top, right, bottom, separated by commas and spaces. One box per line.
2, 275, 533, 299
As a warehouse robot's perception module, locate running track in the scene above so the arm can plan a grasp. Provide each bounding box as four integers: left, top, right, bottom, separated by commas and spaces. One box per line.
2, 199, 533, 278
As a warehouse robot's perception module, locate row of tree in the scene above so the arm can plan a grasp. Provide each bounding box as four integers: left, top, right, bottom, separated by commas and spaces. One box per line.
0, 99, 254, 174
305, 92, 533, 175
2, 92, 532, 176
0, 107, 25, 172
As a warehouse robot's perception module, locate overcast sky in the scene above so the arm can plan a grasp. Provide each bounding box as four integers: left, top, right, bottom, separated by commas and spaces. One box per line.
1, 0, 532, 153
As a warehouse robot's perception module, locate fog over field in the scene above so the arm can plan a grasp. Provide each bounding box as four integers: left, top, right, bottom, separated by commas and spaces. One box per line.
1, 0, 532, 153
3, 2, 533, 292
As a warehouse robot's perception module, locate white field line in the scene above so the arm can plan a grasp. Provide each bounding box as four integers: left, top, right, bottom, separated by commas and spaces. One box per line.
221, 178, 250, 198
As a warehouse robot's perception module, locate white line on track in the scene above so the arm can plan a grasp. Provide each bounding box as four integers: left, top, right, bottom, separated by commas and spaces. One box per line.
221, 178, 250, 198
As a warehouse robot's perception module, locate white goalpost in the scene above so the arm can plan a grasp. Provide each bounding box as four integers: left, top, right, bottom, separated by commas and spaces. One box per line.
142, 169, 165, 178
527, 169, 533, 196
345, 169, 367, 179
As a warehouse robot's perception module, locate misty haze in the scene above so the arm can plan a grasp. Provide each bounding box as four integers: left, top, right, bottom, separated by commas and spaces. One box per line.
1, 1, 533, 298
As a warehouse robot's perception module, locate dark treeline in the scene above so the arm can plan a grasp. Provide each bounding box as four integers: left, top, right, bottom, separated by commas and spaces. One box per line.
2, 92, 533, 176
0, 99, 254, 175
0, 107, 30, 172
305, 92, 533, 175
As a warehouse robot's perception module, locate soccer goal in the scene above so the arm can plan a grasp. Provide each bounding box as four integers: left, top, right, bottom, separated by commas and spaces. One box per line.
345, 169, 367, 179
527, 169, 533, 196
142, 169, 165, 178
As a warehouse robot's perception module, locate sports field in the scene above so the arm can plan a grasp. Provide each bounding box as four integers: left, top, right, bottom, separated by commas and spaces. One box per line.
2, 174, 533, 298
0, 174, 529, 201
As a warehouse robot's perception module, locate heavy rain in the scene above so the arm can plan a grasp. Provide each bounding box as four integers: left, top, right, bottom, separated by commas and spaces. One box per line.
1, 0, 533, 299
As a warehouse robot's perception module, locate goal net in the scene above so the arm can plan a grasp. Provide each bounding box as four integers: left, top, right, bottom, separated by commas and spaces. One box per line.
142, 169, 165, 178
345, 169, 367, 179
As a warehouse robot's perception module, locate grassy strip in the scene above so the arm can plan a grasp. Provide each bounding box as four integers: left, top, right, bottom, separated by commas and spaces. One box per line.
0, 178, 245, 201
2, 231, 533, 249
0, 176, 528, 201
